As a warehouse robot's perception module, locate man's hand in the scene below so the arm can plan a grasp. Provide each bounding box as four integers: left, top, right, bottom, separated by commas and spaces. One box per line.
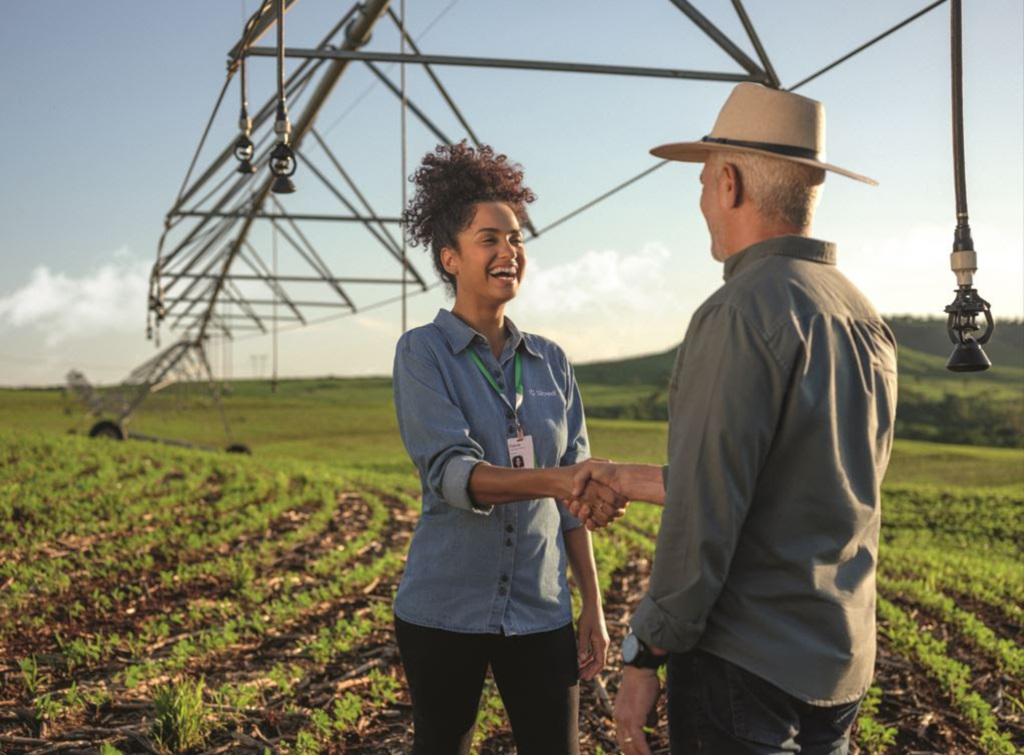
575, 602, 609, 680
614, 666, 660, 755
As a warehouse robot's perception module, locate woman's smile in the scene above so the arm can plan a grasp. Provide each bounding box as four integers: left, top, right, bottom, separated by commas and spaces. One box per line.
444, 201, 527, 305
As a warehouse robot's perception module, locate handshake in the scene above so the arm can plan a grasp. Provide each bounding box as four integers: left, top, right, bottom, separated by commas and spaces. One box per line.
563, 460, 665, 530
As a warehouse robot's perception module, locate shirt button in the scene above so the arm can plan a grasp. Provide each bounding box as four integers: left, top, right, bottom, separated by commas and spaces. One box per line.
498, 587, 508, 596
507, 425, 516, 434
505, 538, 513, 547
500, 574, 509, 582
506, 524, 514, 533
492, 369, 501, 378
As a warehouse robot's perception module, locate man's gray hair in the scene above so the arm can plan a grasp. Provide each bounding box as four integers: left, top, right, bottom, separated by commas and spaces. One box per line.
709, 152, 825, 229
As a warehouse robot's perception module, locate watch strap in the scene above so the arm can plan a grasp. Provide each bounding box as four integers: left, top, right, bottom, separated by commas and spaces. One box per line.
623, 634, 667, 669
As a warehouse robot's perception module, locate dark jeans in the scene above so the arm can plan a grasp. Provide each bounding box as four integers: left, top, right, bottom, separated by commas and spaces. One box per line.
666, 650, 862, 755
395, 617, 580, 755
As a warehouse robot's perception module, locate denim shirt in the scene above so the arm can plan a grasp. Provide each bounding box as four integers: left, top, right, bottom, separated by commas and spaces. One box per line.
392, 309, 587, 635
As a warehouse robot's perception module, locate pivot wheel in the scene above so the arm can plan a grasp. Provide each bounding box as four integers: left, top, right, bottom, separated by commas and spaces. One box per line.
88, 420, 126, 441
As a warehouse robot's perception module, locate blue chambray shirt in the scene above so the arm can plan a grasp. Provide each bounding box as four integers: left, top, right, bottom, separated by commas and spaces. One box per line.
392, 309, 588, 635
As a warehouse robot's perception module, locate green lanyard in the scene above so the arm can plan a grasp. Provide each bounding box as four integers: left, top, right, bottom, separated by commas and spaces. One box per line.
467, 349, 524, 432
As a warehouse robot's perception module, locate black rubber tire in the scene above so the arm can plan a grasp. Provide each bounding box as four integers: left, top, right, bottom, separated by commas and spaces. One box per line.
89, 420, 126, 441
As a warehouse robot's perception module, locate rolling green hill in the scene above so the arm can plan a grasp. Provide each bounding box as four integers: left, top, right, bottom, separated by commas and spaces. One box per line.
577, 316, 1024, 384
575, 316, 1024, 447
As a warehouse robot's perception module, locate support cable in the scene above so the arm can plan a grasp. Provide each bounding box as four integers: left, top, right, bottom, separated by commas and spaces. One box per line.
238, 241, 307, 323
385, 7, 482, 148
533, 162, 670, 238
272, 223, 279, 391
265, 206, 358, 309
310, 128, 410, 258
172, 77, 235, 215
667, 0, 768, 81
787, 0, 948, 92
400, 0, 409, 334
295, 148, 427, 280
319, 0, 465, 138
731, 0, 779, 88
533, 0, 951, 245
232, 281, 445, 343
363, 61, 452, 145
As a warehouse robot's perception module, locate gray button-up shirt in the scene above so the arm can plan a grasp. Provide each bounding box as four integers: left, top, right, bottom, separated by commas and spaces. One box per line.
392, 309, 586, 635
631, 236, 898, 705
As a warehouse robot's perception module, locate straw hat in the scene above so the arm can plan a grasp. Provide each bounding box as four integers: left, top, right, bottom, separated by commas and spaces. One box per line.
650, 83, 877, 186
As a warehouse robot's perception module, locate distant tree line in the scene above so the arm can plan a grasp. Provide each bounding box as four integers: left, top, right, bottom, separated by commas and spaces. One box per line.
895, 392, 1022, 448
583, 386, 1023, 449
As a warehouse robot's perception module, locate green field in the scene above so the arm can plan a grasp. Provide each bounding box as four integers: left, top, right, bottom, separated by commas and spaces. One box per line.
574, 316, 1024, 448
1, 372, 1022, 754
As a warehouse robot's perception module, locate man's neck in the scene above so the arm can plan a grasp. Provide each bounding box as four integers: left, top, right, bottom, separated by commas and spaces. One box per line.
716, 215, 810, 261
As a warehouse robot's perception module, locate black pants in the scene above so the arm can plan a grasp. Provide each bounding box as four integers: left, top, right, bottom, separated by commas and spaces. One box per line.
666, 649, 863, 755
395, 617, 580, 755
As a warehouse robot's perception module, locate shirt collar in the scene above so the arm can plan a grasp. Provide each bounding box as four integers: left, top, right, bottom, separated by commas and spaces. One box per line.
723, 236, 836, 281
432, 309, 541, 358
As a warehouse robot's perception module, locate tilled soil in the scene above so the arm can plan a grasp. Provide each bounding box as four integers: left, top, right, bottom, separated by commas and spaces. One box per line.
0, 492, 1017, 754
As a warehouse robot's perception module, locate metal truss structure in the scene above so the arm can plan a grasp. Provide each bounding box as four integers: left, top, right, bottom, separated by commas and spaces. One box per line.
73, 0, 988, 447
148, 0, 954, 345
67, 338, 246, 451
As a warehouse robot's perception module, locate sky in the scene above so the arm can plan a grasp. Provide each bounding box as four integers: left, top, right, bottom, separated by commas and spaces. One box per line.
1, 0, 1021, 387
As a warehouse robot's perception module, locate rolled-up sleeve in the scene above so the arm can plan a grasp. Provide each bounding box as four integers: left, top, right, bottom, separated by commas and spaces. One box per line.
631, 303, 787, 651
393, 339, 491, 514
557, 359, 588, 532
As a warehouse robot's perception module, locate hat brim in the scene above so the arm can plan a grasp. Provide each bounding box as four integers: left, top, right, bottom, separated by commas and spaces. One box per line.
650, 140, 878, 186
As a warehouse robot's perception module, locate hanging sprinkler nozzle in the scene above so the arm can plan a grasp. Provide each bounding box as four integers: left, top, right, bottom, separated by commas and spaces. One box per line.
269, 0, 296, 194
944, 0, 993, 372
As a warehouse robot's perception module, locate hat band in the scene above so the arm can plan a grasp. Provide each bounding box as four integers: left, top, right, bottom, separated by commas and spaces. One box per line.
701, 136, 820, 161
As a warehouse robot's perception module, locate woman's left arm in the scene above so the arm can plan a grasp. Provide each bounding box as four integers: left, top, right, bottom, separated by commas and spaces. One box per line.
565, 525, 608, 680
558, 355, 608, 678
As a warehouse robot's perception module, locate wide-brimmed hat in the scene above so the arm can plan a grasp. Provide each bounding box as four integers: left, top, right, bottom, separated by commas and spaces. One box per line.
650, 83, 876, 186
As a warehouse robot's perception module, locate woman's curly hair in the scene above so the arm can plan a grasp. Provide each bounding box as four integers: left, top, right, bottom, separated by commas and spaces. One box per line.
404, 141, 536, 294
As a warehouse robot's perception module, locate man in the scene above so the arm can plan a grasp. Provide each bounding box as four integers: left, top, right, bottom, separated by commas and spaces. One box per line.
571, 83, 898, 754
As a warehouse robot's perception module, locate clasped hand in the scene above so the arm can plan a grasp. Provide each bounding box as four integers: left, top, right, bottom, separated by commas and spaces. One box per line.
566, 459, 629, 530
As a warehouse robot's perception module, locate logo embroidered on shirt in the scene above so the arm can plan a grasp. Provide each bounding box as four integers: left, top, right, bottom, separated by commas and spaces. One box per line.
528, 389, 558, 397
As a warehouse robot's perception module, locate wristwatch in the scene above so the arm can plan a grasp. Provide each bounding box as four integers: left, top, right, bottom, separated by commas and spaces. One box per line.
621, 632, 667, 669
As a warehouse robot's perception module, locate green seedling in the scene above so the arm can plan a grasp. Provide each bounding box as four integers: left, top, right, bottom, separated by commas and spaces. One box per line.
151, 676, 212, 754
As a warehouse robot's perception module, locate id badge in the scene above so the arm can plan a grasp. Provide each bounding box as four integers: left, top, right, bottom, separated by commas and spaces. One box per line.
507, 435, 535, 469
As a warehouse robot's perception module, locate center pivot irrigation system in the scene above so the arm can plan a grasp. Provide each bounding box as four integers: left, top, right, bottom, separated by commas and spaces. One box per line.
68, 0, 996, 452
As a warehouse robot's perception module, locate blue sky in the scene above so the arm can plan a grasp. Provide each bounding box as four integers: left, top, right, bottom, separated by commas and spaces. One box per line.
1, 1, 1021, 386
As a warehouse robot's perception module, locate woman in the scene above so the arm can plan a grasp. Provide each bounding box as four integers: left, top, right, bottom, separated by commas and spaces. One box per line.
392, 141, 615, 755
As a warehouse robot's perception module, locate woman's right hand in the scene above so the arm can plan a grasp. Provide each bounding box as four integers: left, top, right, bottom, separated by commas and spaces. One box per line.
566, 461, 629, 529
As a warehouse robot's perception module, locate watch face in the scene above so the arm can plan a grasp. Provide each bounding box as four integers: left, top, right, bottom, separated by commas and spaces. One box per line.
621, 633, 640, 664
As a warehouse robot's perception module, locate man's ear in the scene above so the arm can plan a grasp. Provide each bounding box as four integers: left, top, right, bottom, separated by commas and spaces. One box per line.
720, 162, 742, 209
440, 246, 459, 276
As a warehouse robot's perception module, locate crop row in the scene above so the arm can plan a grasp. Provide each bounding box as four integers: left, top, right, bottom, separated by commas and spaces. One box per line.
879, 575, 1024, 677
879, 533, 1023, 628
4, 474, 411, 753
39, 486, 394, 687
878, 596, 1018, 755
0, 434, 247, 544
882, 486, 1023, 550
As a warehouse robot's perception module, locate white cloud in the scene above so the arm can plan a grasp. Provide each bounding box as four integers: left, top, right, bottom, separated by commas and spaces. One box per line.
519, 243, 679, 315
0, 253, 150, 346
513, 243, 707, 363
